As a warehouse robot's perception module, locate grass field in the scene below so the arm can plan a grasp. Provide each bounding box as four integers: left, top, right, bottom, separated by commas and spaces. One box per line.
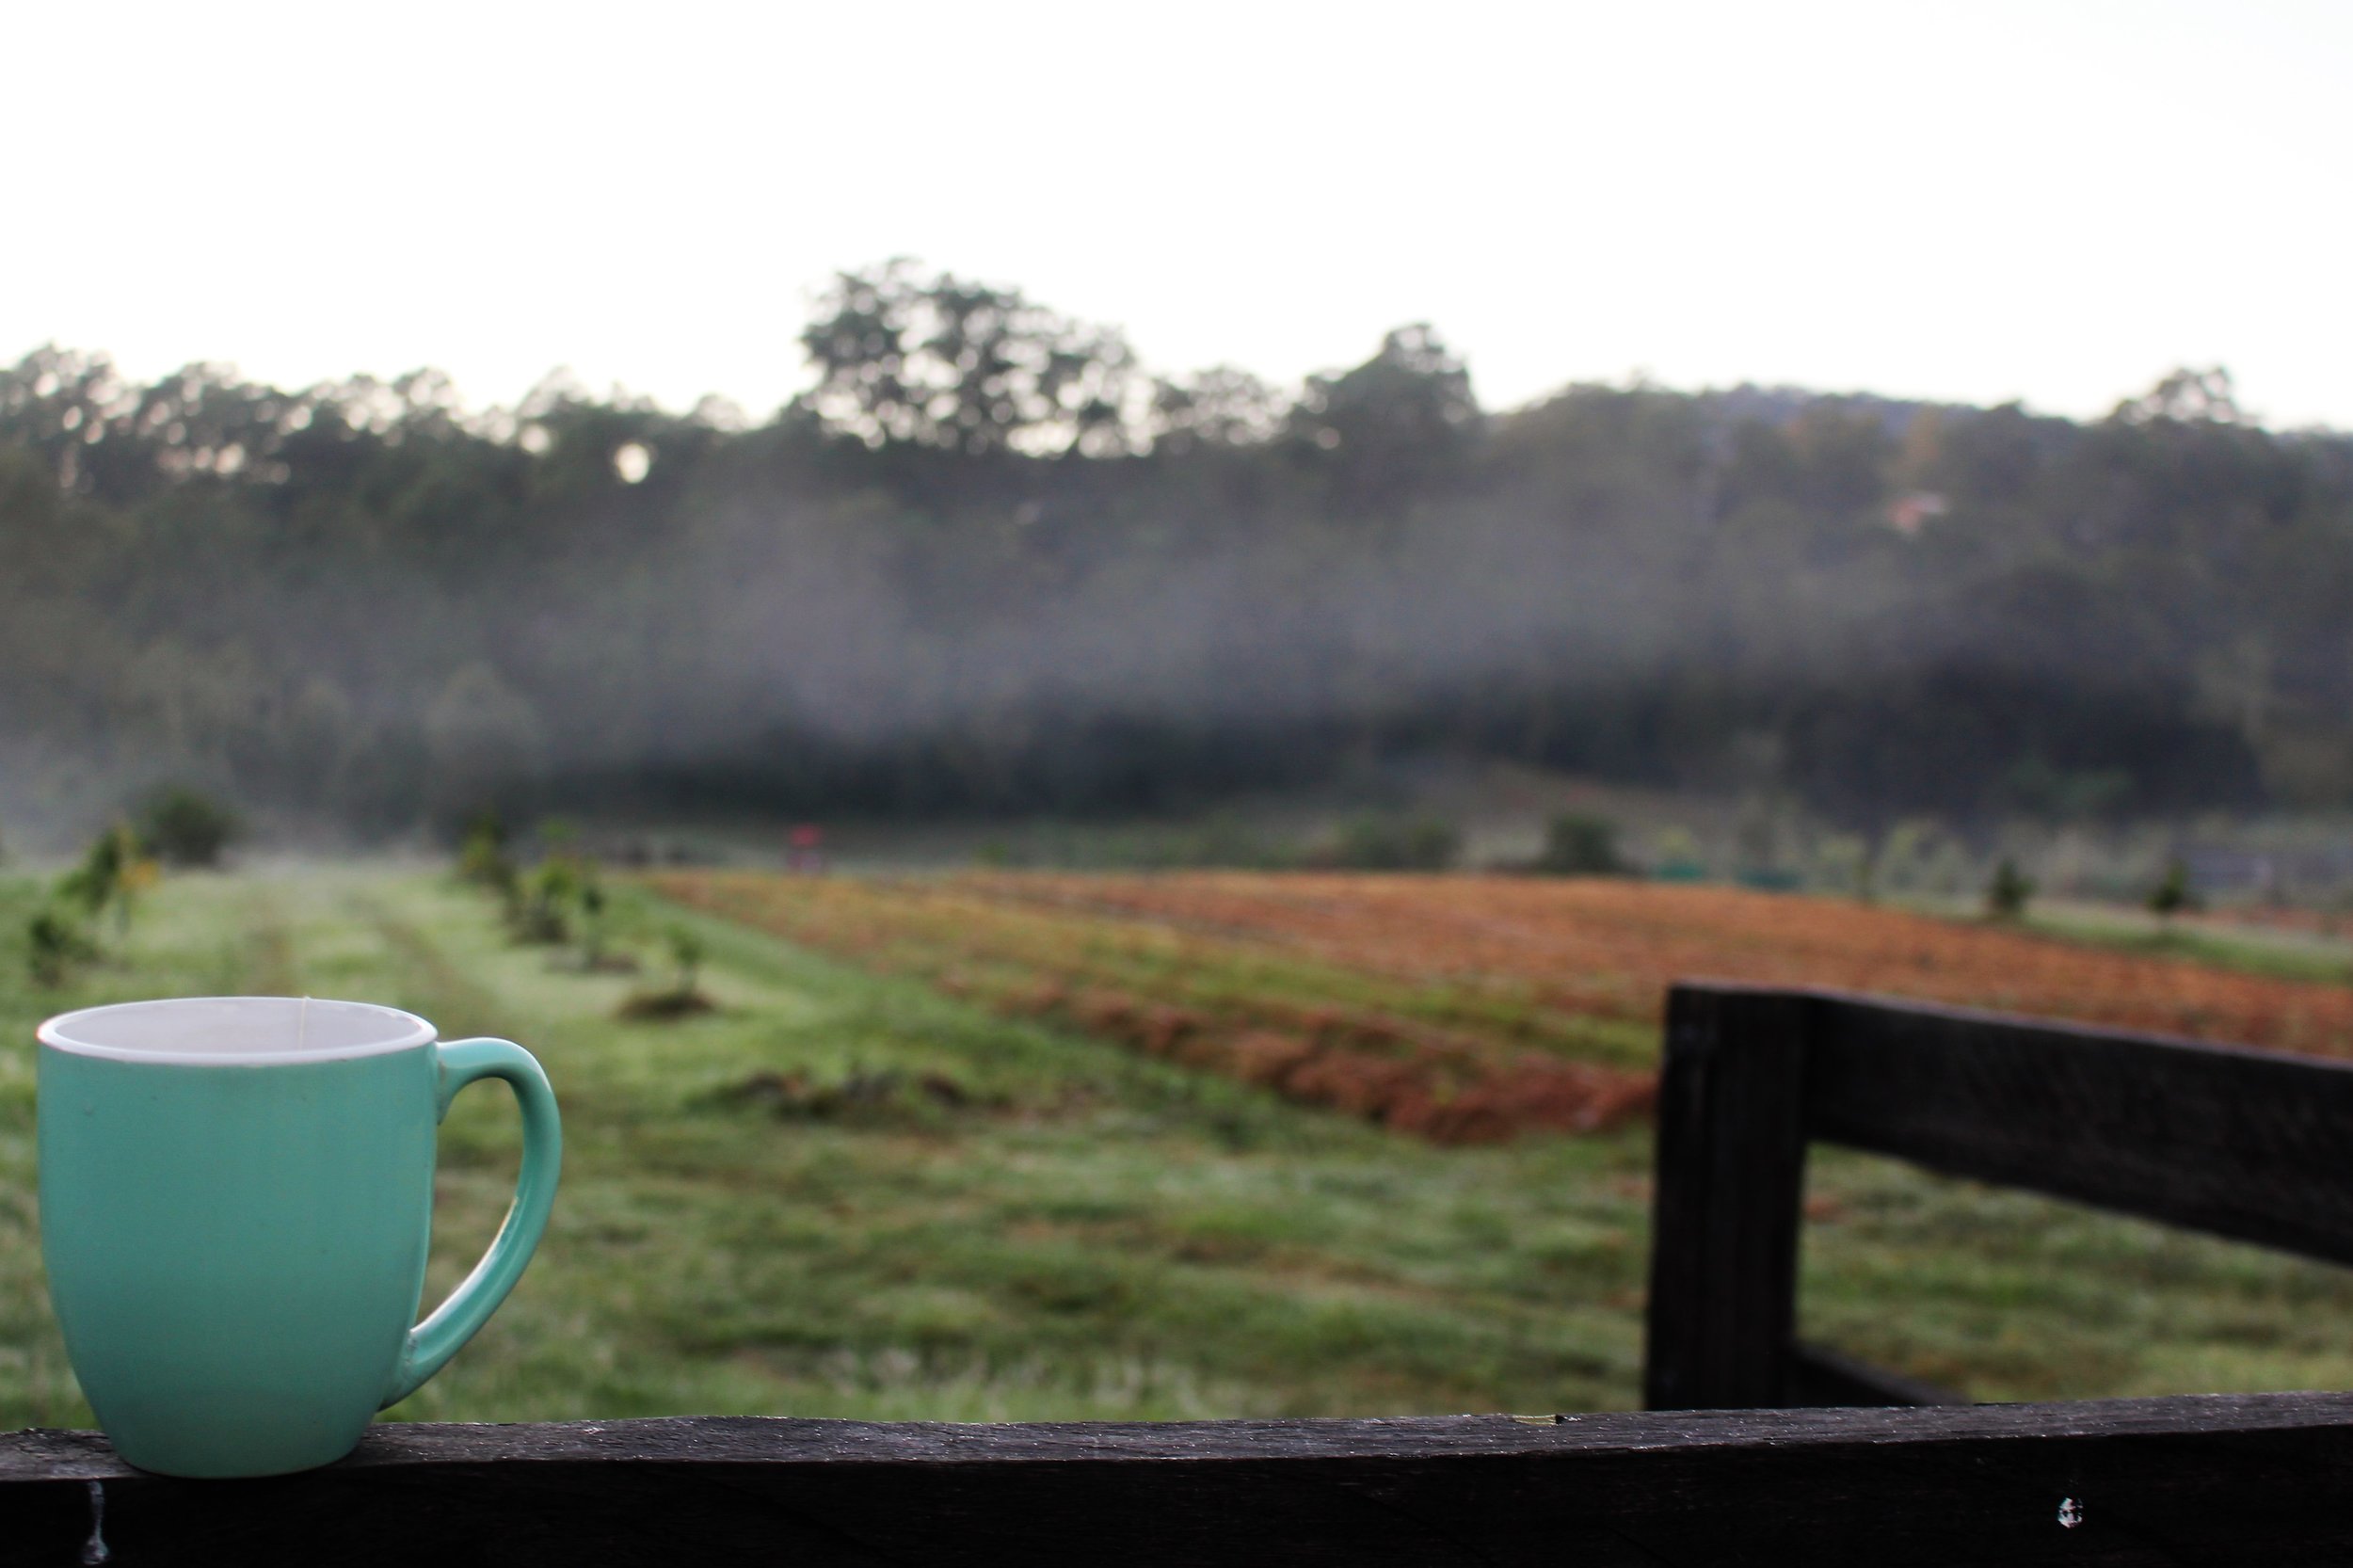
2012, 898, 2353, 986
7, 865, 2353, 1432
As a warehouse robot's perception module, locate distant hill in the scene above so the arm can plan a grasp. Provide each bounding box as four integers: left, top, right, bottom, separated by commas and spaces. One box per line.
2, 268, 2345, 843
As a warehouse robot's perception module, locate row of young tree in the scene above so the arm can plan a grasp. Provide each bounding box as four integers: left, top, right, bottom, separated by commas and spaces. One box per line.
3, 260, 2350, 842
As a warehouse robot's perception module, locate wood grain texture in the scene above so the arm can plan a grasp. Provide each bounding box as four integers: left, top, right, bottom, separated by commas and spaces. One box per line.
1644, 984, 1813, 1410
8, 1397, 2353, 1566
1805, 990, 2353, 1266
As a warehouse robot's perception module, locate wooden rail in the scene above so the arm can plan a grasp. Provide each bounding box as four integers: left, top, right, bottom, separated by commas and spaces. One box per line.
1644, 982, 2353, 1410
10, 1396, 2353, 1564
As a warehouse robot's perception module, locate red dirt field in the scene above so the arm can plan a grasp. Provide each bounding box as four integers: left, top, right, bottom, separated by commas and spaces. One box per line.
960, 873, 2353, 1051
647, 871, 2353, 1144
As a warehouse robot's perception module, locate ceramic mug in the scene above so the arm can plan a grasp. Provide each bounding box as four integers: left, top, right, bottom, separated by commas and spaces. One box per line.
37, 996, 560, 1478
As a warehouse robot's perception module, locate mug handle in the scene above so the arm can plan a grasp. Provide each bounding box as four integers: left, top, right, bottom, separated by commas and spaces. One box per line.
380, 1037, 562, 1409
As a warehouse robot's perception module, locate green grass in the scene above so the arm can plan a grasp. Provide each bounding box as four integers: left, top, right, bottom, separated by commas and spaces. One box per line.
4, 866, 2353, 1431
2021, 902, 2353, 986
1899, 892, 2353, 986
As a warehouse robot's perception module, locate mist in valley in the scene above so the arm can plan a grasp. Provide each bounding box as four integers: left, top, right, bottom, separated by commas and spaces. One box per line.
2, 264, 2346, 859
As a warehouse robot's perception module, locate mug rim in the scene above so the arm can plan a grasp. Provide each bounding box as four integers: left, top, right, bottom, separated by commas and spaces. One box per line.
38, 996, 436, 1066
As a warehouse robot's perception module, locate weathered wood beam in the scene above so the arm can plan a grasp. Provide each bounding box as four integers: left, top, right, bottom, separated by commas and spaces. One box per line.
8, 1396, 2353, 1566
1804, 989, 2353, 1267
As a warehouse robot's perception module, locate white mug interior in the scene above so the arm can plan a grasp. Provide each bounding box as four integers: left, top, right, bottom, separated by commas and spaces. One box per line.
37, 997, 435, 1065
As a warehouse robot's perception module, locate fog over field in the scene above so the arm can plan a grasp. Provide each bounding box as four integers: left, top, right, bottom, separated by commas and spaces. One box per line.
2, 270, 2347, 848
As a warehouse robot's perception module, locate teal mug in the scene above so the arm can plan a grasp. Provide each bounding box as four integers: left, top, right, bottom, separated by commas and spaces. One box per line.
37, 997, 560, 1477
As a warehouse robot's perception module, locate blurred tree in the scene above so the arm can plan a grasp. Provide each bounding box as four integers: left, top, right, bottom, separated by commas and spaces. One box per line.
2117, 367, 2243, 427
1812, 834, 1875, 900
1325, 812, 1461, 871
25, 908, 98, 987
1651, 826, 1707, 882
1287, 325, 1480, 516
2148, 857, 2200, 923
2001, 756, 2134, 824
0, 301, 2347, 837
799, 259, 1141, 457
514, 857, 576, 944
59, 823, 157, 940
1535, 813, 1625, 875
1985, 857, 2035, 920
137, 786, 240, 867
1150, 367, 1286, 452
456, 810, 522, 920
578, 867, 610, 968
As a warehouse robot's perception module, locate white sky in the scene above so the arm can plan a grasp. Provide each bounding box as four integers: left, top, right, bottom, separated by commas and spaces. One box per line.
8, 0, 2349, 428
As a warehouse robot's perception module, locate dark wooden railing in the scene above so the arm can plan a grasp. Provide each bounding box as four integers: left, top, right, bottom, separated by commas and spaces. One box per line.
13, 983, 2353, 1563
1644, 981, 2353, 1409
10, 1396, 2353, 1564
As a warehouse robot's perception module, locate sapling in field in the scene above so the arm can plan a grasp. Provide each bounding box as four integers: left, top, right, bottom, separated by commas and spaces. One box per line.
513, 857, 576, 945
58, 823, 157, 942
578, 870, 610, 967
2148, 858, 2200, 926
1323, 812, 1461, 871
25, 908, 98, 988
1985, 856, 2035, 921
1651, 826, 1706, 882
562, 860, 635, 973
667, 926, 704, 995
456, 810, 506, 875
617, 926, 714, 1019
1535, 814, 1625, 876
455, 810, 531, 935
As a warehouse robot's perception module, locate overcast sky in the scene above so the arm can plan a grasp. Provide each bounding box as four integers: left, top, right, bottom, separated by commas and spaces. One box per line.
9, 1, 2348, 428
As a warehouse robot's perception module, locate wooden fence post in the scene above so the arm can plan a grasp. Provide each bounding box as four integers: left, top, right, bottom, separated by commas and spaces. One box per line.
1643, 984, 1813, 1410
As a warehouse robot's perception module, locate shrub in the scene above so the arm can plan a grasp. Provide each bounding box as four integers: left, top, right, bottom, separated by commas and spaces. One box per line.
26, 908, 98, 987
578, 872, 610, 966
618, 927, 713, 1020
1815, 834, 1874, 901
1535, 813, 1625, 876
456, 812, 521, 918
512, 858, 578, 944
456, 811, 510, 879
1985, 857, 2035, 920
137, 786, 240, 867
2148, 858, 2201, 921
665, 926, 705, 994
1651, 826, 1707, 882
1327, 813, 1461, 872
58, 823, 156, 939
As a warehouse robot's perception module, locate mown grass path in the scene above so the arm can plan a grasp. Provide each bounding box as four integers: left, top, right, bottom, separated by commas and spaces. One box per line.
5, 866, 2353, 1431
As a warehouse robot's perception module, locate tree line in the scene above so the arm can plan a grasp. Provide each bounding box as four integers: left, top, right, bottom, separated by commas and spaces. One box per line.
3, 260, 2348, 844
